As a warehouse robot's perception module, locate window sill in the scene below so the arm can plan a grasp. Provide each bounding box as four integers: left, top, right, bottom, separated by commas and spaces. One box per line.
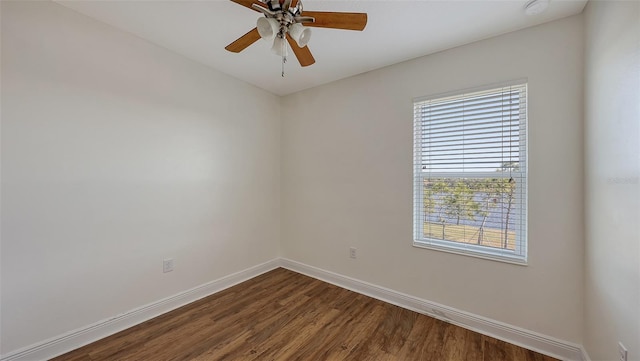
413, 239, 528, 266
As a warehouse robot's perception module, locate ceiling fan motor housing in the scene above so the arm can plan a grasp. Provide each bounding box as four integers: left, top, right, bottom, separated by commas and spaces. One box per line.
255, 0, 311, 48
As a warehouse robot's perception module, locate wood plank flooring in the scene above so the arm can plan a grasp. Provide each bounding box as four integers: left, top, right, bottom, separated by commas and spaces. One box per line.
52, 268, 558, 361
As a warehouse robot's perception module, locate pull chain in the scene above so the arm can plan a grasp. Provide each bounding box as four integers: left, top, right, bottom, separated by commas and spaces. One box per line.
281, 38, 287, 77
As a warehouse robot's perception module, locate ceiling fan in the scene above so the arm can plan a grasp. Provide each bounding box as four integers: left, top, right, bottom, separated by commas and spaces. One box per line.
225, 0, 367, 69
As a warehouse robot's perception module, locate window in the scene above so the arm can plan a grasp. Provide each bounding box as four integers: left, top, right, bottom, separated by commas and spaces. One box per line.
413, 81, 527, 264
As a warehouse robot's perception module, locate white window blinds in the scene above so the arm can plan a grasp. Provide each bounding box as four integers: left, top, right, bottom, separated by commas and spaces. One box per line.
413, 81, 528, 264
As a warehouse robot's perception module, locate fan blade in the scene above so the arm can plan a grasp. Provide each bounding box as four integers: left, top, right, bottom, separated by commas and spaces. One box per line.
230, 0, 267, 12
301, 11, 367, 31
286, 35, 315, 67
225, 28, 261, 53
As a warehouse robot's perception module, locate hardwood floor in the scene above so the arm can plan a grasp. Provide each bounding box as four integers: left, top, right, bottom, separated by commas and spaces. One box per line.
52, 268, 558, 361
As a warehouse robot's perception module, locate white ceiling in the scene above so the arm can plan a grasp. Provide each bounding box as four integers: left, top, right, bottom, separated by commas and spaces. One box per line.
56, 0, 587, 96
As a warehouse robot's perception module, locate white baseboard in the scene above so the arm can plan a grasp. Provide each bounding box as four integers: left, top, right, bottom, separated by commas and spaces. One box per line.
280, 258, 586, 361
0, 259, 280, 361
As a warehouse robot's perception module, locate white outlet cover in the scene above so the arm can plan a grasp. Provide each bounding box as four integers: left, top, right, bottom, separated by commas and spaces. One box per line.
163, 258, 174, 273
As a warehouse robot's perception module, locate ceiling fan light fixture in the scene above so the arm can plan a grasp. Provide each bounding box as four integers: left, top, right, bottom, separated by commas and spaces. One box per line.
288, 23, 312, 48
257, 17, 279, 42
271, 35, 287, 56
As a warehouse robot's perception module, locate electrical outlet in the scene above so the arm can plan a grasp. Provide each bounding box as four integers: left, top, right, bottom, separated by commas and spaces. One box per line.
618, 342, 628, 361
163, 258, 174, 273
349, 247, 357, 259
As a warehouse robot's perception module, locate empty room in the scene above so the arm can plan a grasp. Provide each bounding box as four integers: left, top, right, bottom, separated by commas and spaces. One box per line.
1, 0, 638, 360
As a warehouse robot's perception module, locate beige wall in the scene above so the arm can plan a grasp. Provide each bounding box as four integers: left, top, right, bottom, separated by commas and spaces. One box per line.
281, 15, 585, 343
584, 1, 640, 360
1, 1, 281, 352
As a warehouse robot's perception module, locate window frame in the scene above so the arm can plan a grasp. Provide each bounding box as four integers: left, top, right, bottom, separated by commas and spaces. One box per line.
412, 80, 528, 265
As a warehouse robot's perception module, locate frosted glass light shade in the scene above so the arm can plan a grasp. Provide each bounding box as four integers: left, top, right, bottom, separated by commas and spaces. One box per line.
288, 23, 311, 47
257, 17, 279, 42
271, 36, 287, 56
